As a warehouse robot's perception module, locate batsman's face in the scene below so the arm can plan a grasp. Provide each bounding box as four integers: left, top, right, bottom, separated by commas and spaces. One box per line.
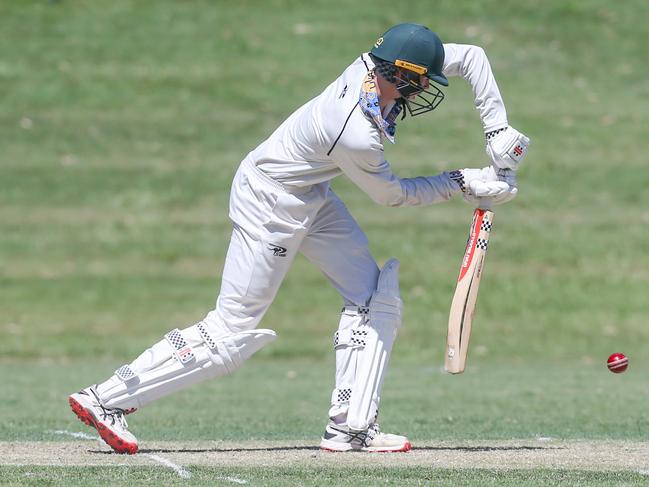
394, 69, 445, 116
394, 68, 429, 98
406, 75, 430, 99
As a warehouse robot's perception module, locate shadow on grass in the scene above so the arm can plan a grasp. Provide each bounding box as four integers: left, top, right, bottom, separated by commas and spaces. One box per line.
90, 445, 321, 454
414, 446, 563, 452
89, 445, 562, 454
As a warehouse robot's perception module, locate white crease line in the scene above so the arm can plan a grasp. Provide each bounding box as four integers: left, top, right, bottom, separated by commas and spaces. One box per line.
53, 430, 191, 479
142, 454, 192, 479
51, 430, 99, 441
52, 430, 247, 483
215, 475, 248, 485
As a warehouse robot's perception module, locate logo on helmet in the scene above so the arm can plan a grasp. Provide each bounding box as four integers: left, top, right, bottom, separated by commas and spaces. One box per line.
394, 59, 427, 75
374, 37, 384, 48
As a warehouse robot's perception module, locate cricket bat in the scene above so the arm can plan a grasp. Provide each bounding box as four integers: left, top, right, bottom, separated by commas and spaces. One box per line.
444, 208, 494, 374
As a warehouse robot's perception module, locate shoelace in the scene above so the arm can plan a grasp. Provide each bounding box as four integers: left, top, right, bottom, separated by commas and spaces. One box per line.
331, 425, 370, 447
367, 423, 381, 441
99, 405, 129, 429
89, 387, 129, 429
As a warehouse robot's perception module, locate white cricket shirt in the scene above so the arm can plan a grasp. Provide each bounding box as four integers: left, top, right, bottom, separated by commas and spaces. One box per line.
246, 44, 508, 207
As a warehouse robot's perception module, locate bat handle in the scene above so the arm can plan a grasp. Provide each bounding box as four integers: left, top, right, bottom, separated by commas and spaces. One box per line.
477, 200, 492, 211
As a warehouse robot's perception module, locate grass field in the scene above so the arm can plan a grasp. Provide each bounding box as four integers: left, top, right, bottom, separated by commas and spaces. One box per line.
2, 0, 649, 485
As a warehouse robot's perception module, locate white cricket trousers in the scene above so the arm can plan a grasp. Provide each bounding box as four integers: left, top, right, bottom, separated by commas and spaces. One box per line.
210, 157, 380, 333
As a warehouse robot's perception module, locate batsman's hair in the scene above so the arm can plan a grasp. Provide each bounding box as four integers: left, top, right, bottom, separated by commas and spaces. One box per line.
369, 53, 399, 84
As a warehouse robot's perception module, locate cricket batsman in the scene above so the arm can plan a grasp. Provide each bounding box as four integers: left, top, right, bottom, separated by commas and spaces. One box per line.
69, 23, 529, 454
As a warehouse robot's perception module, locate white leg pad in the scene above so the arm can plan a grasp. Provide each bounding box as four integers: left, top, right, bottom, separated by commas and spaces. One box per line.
347, 258, 402, 432
328, 309, 367, 421
96, 319, 276, 410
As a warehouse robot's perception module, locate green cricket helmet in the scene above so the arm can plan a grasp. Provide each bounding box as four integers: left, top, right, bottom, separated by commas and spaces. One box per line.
370, 23, 448, 116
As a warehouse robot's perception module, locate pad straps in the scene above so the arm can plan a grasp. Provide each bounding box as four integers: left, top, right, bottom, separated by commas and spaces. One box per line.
165, 328, 195, 364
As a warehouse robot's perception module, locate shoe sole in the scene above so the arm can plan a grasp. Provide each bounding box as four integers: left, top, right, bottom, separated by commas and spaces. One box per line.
320, 439, 412, 453
68, 396, 138, 455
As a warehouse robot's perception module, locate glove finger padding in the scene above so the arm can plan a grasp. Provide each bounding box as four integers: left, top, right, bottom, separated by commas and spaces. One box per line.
492, 186, 518, 204
464, 187, 517, 207
467, 180, 510, 197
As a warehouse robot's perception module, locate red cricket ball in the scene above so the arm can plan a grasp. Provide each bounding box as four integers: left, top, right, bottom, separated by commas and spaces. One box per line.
607, 353, 628, 373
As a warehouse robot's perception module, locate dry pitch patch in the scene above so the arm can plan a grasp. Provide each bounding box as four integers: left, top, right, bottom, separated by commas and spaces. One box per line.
2, 439, 649, 473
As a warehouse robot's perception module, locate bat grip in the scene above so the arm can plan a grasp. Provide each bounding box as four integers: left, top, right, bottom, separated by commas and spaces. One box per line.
477, 200, 492, 211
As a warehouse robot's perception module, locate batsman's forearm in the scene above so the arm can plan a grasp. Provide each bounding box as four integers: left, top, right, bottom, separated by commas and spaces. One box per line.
394, 172, 460, 206
339, 156, 459, 207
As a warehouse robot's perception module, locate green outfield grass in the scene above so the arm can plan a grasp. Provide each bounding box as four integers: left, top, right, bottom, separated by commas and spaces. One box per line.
3, 467, 648, 487
2, 361, 649, 442
1, 0, 648, 485
2, 466, 647, 487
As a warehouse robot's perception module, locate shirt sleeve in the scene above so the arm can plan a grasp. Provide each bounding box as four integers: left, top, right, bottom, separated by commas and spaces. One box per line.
332, 133, 460, 207
442, 43, 508, 133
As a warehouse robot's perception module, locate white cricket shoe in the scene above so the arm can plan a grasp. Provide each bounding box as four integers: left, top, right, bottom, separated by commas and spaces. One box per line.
68, 387, 138, 454
320, 422, 411, 452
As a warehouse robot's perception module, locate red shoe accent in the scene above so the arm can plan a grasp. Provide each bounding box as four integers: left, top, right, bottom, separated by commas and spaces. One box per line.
68, 396, 138, 455
370, 441, 412, 453
393, 440, 412, 452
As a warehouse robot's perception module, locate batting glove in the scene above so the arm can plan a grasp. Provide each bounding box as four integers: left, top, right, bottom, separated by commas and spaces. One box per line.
449, 166, 517, 207
485, 126, 530, 170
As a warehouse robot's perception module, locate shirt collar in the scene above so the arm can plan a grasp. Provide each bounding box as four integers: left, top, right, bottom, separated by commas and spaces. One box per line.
358, 57, 403, 144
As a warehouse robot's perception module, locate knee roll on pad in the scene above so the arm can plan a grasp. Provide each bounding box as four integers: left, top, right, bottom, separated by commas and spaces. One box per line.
98, 320, 276, 410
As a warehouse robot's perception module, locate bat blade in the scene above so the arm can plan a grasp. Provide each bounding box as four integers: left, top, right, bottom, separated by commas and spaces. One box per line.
444, 208, 494, 374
